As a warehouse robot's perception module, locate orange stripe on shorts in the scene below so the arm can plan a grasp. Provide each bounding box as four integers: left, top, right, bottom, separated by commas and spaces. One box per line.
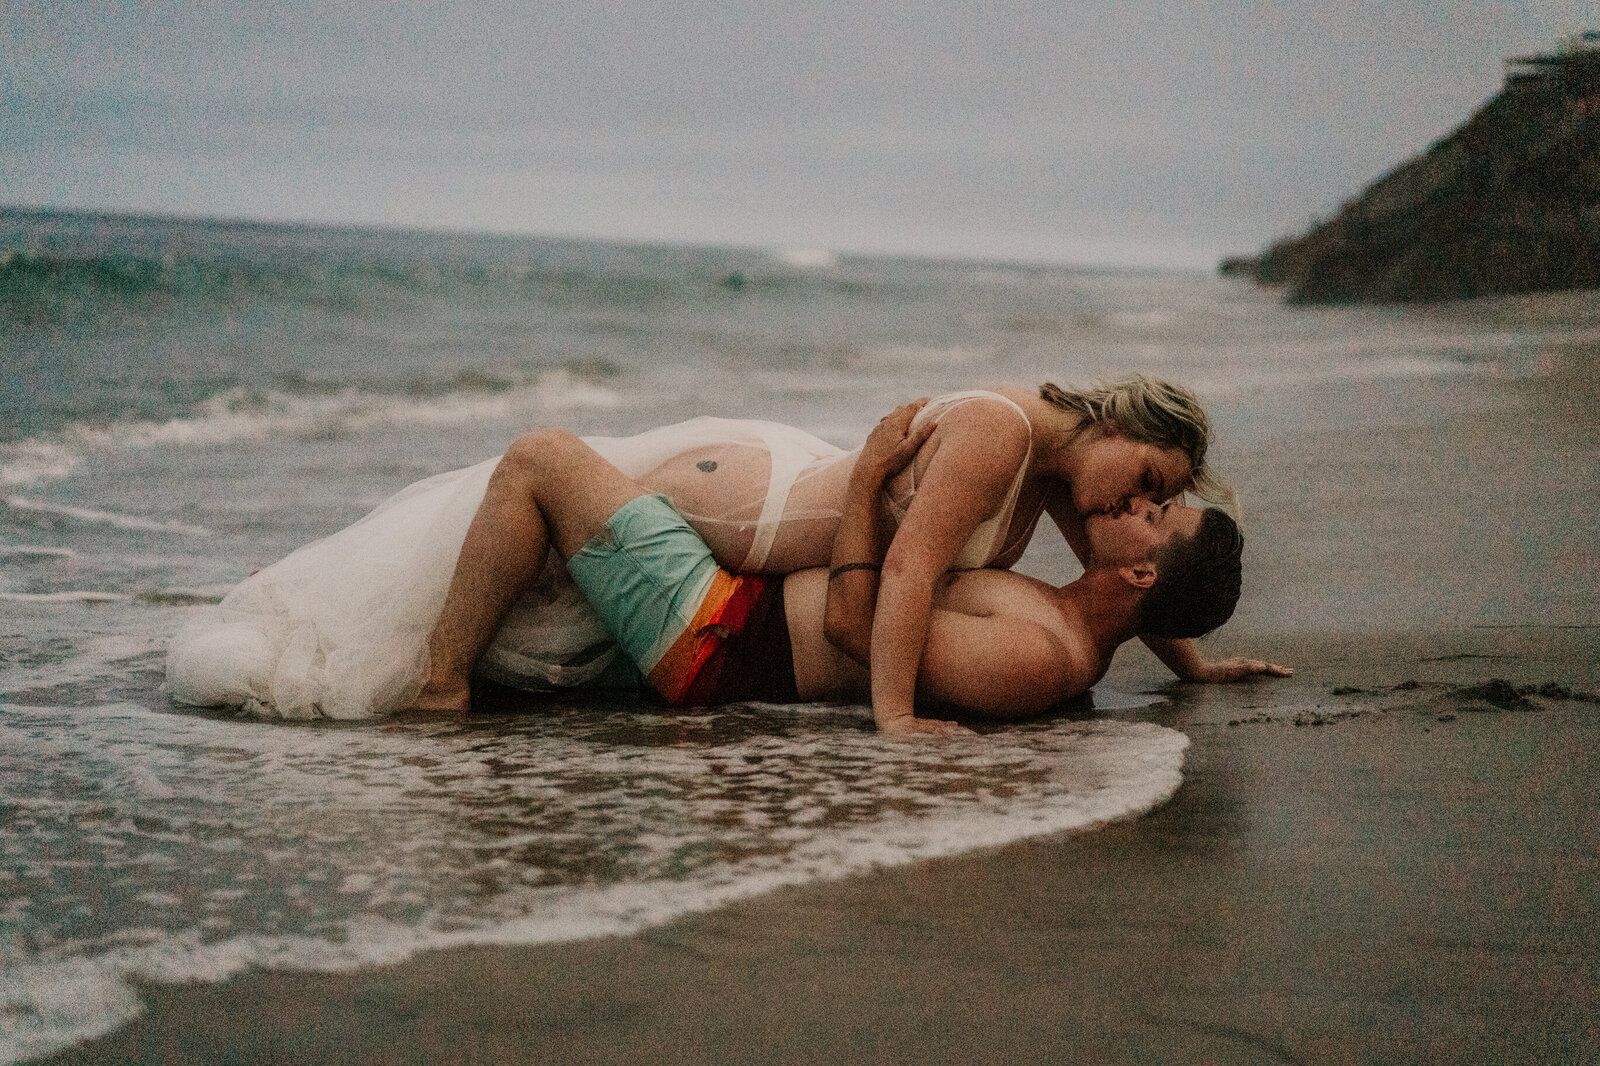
646, 570, 766, 705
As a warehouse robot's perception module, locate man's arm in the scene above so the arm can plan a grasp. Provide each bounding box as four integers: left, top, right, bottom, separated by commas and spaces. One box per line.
1140, 633, 1294, 682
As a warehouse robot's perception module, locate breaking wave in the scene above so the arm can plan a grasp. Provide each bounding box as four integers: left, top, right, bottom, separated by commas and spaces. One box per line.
0, 371, 622, 490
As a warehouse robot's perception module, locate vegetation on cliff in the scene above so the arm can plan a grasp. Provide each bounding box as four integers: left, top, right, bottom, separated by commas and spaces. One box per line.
1226, 34, 1600, 304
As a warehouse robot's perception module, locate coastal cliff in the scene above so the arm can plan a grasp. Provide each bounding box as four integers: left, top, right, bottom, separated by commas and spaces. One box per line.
1224, 34, 1600, 303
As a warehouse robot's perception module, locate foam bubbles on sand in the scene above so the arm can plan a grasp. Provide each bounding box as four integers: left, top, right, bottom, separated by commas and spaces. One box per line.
0, 700, 1187, 1062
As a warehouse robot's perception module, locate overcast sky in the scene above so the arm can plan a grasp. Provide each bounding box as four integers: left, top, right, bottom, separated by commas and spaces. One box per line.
3, 1, 1594, 268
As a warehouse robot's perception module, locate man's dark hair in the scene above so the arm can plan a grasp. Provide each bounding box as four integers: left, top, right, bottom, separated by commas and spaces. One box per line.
1138, 507, 1243, 640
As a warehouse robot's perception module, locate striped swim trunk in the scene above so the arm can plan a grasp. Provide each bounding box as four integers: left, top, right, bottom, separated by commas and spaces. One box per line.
566, 494, 797, 707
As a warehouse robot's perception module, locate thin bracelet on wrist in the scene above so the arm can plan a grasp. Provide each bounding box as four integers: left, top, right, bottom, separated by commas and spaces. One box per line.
828, 561, 882, 581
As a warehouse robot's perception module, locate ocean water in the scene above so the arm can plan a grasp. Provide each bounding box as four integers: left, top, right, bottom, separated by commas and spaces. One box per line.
3, 207, 1598, 1061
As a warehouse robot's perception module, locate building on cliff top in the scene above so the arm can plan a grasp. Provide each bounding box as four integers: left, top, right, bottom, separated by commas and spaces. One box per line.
1505, 31, 1600, 87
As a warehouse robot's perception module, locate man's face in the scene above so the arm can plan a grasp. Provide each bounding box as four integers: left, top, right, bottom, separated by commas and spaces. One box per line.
1084, 497, 1203, 568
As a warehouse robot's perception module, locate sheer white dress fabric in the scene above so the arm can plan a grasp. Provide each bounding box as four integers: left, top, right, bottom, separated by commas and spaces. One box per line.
166, 419, 846, 720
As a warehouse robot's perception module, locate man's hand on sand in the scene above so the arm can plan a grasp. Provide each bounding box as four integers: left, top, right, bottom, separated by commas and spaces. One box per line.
1197, 657, 1294, 682
877, 712, 975, 738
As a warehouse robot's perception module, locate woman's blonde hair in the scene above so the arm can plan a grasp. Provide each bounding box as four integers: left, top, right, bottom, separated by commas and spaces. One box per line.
1039, 376, 1233, 507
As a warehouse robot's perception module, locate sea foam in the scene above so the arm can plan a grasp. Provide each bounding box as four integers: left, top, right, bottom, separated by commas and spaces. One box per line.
2, 498, 212, 537
776, 247, 838, 270
0, 546, 75, 559
0, 591, 127, 604
0, 700, 1187, 1063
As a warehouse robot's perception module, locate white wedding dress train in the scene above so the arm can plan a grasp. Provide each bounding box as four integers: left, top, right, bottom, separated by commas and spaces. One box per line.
167, 420, 847, 720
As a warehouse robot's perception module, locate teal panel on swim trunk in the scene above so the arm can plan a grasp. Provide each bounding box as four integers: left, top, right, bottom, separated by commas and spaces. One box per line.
565, 494, 720, 674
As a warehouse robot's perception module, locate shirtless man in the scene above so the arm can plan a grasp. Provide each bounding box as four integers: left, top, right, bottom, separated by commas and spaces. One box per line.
463, 402, 1249, 735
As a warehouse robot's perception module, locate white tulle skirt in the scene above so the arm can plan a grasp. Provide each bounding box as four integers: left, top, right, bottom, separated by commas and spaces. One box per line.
167, 419, 847, 720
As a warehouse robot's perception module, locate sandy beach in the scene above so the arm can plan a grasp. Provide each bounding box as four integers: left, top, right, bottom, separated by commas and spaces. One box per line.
30, 296, 1599, 1065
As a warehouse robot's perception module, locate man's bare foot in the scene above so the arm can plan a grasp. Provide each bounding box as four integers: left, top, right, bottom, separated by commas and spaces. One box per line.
411, 679, 472, 713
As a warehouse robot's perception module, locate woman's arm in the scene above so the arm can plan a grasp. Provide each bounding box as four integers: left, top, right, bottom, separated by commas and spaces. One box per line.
823, 403, 930, 665
869, 402, 1031, 735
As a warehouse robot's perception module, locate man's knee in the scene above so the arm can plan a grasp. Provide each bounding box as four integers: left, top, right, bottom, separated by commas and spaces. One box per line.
499, 428, 587, 487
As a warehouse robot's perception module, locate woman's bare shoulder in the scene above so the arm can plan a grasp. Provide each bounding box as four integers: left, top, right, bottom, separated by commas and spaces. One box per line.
926, 397, 1030, 465
926, 388, 1031, 423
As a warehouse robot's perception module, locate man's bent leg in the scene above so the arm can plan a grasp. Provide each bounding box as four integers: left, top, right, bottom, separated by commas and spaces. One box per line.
416, 429, 650, 711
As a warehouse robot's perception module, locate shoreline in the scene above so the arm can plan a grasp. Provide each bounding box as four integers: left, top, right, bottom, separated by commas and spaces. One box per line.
41, 632, 1600, 1064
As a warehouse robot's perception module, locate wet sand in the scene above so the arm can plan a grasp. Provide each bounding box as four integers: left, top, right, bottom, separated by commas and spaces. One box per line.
42, 304, 1600, 1064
